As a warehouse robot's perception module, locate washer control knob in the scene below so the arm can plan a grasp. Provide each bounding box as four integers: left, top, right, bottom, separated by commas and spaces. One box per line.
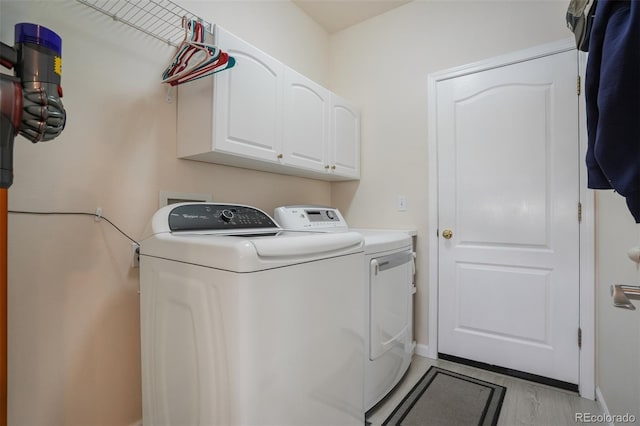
220, 209, 234, 222
326, 210, 335, 220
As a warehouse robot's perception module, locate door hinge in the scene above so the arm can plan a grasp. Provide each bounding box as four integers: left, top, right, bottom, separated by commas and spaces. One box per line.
578, 327, 582, 349
577, 75, 581, 96
578, 202, 583, 223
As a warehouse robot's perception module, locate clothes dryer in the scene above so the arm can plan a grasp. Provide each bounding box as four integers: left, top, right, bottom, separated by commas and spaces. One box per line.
140, 203, 366, 425
274, 206, 415, 410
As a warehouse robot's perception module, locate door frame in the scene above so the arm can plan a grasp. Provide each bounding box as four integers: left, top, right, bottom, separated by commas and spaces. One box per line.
425, 39, 595, 399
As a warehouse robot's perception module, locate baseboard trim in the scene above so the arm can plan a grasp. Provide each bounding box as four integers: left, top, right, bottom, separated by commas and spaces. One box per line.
595, 386, 615, 426
414, 343, 431, 358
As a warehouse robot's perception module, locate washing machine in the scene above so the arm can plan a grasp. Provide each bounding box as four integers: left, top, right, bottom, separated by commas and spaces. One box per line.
139, 203, 366, 426
274, 205, 416, 411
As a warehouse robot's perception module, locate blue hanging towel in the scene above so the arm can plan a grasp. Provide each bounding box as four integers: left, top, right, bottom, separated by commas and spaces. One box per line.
585, 0, 640, 222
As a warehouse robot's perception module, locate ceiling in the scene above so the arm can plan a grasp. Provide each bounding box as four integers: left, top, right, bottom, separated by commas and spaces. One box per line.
292, 0, 412, 33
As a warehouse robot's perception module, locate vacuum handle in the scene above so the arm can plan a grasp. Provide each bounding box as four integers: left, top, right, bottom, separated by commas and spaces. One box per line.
0, 76, 22, 189
0, 116, 15, 189
0, 42, 17, 69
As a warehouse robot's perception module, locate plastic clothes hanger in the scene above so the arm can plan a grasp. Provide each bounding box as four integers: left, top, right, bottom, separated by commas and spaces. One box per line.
162, 20, 213, 83
162, 17, 236, 86
169, 53, 235, 86
162, 17, 196, 80
173, 40, 222, 77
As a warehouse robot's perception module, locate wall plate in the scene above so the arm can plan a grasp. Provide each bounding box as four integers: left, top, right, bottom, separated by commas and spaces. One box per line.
159, 191, 212, 208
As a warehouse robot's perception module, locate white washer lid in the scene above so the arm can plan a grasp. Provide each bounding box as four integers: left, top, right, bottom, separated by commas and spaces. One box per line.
140, 230, 364, 272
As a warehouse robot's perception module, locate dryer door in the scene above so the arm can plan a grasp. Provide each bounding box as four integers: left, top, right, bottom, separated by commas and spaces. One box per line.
370, 250, 414, 360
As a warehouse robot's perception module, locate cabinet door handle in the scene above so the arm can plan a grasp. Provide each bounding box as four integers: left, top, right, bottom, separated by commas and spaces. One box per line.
324, 165, 330, 169
277, 154, 283, 159
331, 165, 336, 170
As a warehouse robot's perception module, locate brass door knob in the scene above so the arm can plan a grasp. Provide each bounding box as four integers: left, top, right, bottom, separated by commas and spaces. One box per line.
442, 229, 453, 240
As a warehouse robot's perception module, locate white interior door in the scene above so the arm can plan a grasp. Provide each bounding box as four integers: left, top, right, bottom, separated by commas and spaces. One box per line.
436, 49, 580, 385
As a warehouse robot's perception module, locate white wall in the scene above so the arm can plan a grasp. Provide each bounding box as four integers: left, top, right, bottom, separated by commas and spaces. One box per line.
2, 1, 330, 424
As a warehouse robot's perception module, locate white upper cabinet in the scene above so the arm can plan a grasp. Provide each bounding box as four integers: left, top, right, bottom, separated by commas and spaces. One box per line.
282, 67, 330, 173
330, 95, 361, 179
177, 26, 283, 164
214, 27, 283, 162
177, 25, 360, 181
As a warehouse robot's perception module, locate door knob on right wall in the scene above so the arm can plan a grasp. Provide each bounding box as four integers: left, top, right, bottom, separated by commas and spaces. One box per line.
611, 284, 640, 310
627, 246, 640, 263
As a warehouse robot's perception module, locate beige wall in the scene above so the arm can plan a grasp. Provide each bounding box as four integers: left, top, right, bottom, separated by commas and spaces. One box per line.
328, 0, 571, 350
329, 0, 640, 418
595, 191, 640, 419
4, 0, 639, 423
2, 1, 330, 424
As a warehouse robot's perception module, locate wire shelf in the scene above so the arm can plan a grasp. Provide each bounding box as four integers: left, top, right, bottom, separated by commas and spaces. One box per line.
76, 0, 212, 47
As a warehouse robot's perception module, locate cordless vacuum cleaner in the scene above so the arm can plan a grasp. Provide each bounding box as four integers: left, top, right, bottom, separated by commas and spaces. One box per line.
1, 22, 67, 188
0, 23, 66, 426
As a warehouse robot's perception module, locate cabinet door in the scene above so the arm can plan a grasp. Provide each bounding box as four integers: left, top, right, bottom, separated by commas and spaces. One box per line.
282, 67, 330, 172
330, 95, 361, 179
214, 27, 283, 162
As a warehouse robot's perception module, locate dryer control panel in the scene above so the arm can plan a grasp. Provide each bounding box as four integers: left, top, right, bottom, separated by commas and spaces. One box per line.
169, 203, 279, 232
274, 205, 349, 231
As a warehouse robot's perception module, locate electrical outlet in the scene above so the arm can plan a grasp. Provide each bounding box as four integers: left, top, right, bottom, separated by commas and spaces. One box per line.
397, 196, 408, 212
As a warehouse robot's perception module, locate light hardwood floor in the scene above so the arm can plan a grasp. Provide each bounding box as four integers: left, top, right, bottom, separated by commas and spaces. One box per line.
366, 356, 605, 426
